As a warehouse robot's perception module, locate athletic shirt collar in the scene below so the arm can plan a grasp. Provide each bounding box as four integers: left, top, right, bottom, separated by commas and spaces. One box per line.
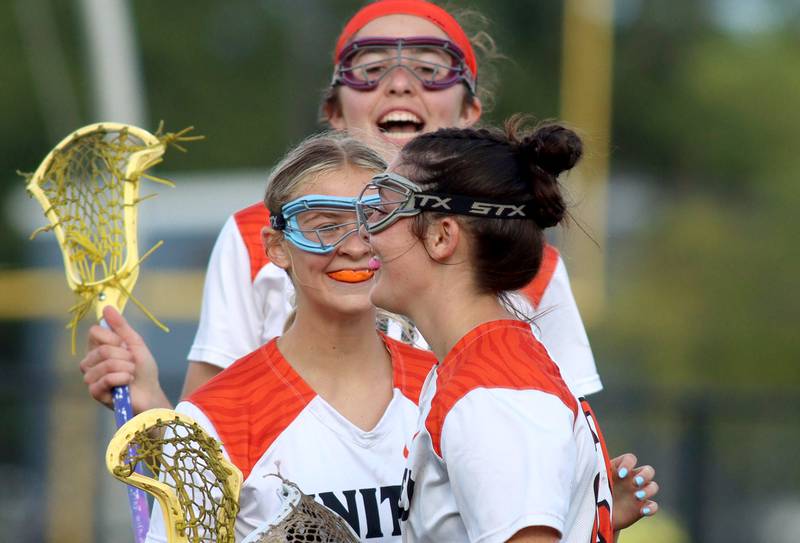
439, 319, 531, 373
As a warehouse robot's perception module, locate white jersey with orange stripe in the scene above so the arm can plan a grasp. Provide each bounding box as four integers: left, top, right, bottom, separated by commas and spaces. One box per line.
146, 335, 436, 543
188, 203, 602, 396
399, 320, 613, 543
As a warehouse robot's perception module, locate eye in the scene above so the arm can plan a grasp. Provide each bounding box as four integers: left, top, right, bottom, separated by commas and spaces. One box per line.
413, 65, 438, 79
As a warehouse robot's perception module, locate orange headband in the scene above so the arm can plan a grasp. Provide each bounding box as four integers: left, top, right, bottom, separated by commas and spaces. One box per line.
334, 0, 477, 78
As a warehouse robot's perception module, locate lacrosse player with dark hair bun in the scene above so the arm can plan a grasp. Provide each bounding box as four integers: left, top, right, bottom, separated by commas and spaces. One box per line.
358, 117, 621, 542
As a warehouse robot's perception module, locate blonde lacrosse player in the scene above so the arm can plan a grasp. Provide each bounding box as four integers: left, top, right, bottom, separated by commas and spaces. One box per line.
90, 133, 436, 542
357, 118, 624, 542
81, 0, 657, 533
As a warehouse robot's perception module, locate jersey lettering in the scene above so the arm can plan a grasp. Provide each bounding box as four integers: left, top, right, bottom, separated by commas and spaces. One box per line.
397, 468, 415, 522
309, 485, 403, 538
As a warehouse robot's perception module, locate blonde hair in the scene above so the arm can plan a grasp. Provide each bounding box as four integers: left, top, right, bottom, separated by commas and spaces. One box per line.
265, 131, 387, 214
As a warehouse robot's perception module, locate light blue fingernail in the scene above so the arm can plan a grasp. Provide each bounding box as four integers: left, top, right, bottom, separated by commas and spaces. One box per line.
636, 490, 647, 500
634, 475, 645, 487
617, 468, 628, 478
642, 507, 652, 516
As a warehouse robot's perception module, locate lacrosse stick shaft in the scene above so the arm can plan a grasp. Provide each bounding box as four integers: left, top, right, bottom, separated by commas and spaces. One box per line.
102, 319, 151, 543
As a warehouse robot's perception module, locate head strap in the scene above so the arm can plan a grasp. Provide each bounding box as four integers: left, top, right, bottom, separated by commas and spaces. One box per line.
334, 0, 477, 79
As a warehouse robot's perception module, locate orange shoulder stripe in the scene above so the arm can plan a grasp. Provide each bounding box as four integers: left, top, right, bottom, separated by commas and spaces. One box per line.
187, 340, 316, 480
233, 202, 271, 282
384, 335, 436, 404
426, 321, 577, 457
520, 243, 560, 308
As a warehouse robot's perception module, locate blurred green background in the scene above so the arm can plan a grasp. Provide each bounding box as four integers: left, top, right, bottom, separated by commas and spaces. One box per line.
1, 1, 798, 542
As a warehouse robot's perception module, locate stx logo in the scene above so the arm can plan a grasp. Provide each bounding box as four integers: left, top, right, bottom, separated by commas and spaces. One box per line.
469, 202, 526, 217
309, 485, 403, 539
412, 194, 452, 209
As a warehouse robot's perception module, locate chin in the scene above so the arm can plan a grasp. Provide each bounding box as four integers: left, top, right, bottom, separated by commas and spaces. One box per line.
368, 279, 406, 318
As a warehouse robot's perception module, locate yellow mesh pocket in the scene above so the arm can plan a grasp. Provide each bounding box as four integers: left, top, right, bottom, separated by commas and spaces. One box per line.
106, 409, 242, 543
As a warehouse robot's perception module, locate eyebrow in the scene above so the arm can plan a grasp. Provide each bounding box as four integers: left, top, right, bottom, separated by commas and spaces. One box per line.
299, 210, 356, 221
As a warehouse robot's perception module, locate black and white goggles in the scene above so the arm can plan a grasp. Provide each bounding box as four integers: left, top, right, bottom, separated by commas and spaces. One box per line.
356, 172, 537, 234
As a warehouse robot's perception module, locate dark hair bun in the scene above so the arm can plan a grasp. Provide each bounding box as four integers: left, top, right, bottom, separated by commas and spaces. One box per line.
522, 124, 583, 177
503, 117, 579, 229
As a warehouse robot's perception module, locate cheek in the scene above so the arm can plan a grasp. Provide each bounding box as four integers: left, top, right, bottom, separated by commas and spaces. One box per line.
426, 89, 466, 126
337, 88, 373, 123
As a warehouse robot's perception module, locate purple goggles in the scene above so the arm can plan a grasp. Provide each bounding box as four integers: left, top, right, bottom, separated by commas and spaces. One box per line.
333, 37, 476, 94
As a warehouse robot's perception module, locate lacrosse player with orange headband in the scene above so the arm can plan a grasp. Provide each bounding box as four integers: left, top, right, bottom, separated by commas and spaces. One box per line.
80, 0, 657, 535
85, 0, 604, 425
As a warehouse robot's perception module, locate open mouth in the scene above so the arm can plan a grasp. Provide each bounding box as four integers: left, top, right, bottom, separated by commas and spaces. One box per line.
377, 111, 425, 139
327, 269, 375, 283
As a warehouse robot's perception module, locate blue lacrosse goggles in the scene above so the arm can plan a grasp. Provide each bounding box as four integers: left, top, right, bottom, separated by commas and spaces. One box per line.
270, 194, 380, 254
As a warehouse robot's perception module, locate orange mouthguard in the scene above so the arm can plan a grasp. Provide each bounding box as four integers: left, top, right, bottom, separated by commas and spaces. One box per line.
327, 269, 375, 283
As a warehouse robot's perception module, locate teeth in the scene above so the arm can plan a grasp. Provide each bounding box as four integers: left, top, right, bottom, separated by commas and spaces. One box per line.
378, 111, 423, 124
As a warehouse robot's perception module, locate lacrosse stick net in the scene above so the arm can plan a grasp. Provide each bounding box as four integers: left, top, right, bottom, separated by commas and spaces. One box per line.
23, 121, 200, 352
107, 409, 243, 543
242, 476, 359, 543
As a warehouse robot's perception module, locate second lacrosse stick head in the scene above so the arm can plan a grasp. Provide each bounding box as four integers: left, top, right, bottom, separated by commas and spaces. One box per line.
106, 408, 243, 543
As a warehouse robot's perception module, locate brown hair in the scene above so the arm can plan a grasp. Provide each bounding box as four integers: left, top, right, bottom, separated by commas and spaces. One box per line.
397, 114, 580, 295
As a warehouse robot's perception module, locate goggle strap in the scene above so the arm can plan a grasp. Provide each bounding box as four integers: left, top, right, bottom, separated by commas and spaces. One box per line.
410, 192, 538, 220
270, 215, 287, 230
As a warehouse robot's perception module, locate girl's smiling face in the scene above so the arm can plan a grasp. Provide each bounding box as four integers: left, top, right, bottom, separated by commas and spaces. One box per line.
268, 166, 378, 318
327, 14, 481, 155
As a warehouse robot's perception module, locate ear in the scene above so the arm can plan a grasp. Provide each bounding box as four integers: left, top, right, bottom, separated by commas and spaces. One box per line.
459, 95, 482, 128
423, 216, 461, 262
262, 226, 291, 271
325, 99, 346, 130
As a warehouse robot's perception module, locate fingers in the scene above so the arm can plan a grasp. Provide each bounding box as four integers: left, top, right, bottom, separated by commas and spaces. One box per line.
611, 453, 638, 479
640, 499, 659, 517
103, 306, 146, 348
80, 344, 132, 375
83, 356, 135, 386
631, 464, 656, 489
83, 355, 136, 408
86, 322, 123, 351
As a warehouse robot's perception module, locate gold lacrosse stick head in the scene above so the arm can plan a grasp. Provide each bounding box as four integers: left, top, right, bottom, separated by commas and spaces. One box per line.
24, 122, 200, 351
241, 476, 359, 543
106, 408, 243, 543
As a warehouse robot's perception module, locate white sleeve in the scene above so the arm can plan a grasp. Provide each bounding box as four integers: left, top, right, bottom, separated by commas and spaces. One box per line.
534, 257, 603, 396
188, 216, 265, 369
145, 402, 227, 543
441, 389, 577, 543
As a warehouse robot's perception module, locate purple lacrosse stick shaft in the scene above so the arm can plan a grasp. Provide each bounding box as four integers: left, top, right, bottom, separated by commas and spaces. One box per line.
102, 317, 150, 543
113, 384, 150, 543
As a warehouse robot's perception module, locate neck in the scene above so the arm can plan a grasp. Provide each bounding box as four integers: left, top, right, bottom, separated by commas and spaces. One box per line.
278, 304, 385, 373
411, 290, 513, 362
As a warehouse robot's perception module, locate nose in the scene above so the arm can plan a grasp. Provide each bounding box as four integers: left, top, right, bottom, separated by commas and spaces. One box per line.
338, 229, 372, 258
358, 221, 371, 243
382, 64, 417, 96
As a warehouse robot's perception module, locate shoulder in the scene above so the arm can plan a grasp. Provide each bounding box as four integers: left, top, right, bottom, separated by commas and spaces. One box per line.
383, 334, 436, 404
427, 321, 577, 453
439, 320, 572, 401
187, 339, 317, 480
229, 202, 271, 282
